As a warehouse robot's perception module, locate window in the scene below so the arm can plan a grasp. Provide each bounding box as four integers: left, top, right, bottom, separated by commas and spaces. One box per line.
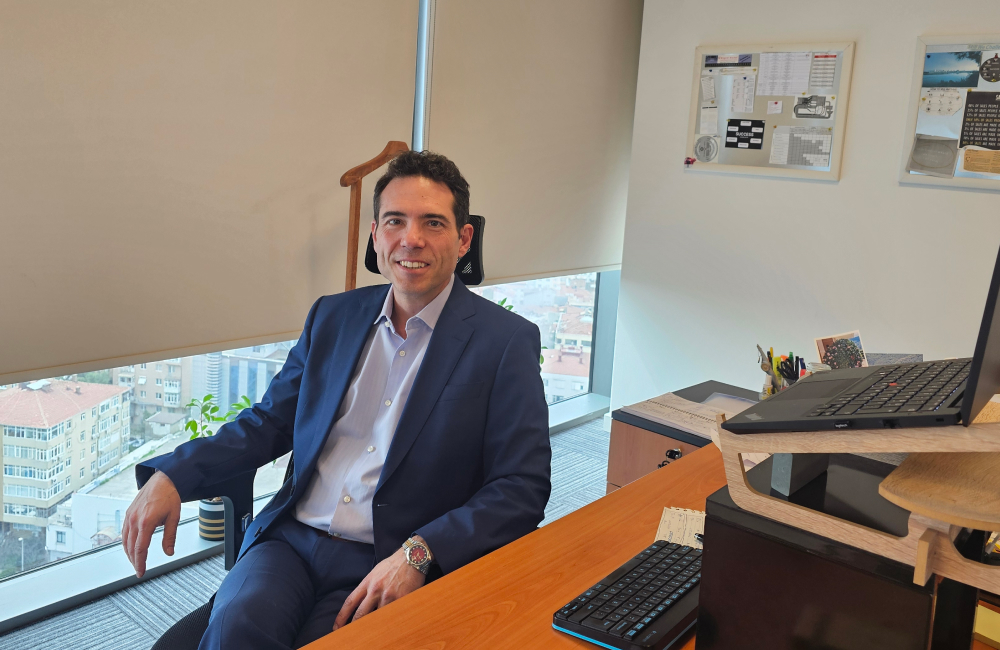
56, 531, 65, 544
155, 364, 162, 371
140, 363, 146, 369
471, 273, 598, 405
0, 338, 296, 576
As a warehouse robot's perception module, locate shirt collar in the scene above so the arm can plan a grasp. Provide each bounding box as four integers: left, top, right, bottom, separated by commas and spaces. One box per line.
375, 274, 456, 332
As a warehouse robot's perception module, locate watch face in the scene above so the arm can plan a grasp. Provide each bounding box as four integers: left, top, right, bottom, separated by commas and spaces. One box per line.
408, 545, 428, 564
981, 54, 1000, 84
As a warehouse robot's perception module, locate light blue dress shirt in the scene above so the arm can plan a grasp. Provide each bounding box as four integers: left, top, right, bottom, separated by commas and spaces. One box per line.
293, 275, 456, 544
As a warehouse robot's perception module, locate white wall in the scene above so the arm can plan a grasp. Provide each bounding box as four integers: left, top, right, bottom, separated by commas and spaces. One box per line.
611, 1, 1000, 409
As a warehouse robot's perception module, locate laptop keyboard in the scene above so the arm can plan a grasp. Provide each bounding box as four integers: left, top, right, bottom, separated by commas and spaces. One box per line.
806, 359, 971, 417
553, 542, 701, 647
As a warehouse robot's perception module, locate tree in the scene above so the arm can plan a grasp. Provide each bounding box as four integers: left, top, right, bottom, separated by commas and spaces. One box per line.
75, 369, 112, 384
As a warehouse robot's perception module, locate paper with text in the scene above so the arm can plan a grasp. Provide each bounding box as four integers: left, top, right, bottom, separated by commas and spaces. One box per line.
655, 507, 705, 548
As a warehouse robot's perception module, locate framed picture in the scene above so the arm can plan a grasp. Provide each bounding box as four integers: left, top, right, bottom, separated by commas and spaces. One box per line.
899, 35, 1000, 191
685, 42, 855, 181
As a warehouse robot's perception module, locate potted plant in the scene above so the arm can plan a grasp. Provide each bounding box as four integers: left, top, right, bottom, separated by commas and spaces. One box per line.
185, 394, 252, 541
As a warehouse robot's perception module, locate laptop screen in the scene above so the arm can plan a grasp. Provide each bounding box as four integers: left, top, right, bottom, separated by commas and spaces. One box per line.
962, 243, 1000, 426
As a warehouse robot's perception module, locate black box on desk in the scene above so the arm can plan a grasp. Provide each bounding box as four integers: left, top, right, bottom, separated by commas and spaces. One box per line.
695, 455, 981, 650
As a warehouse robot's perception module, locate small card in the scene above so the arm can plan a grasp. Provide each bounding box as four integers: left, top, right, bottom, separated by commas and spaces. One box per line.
655, 507, 705, 549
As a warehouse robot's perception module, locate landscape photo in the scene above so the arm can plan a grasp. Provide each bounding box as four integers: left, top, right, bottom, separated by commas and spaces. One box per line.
923, 51, 982, 88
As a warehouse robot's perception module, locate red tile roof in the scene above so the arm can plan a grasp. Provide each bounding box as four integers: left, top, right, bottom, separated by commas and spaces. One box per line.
556, 307, 594, 337
0, 381, 129, 428
541, 349, 591, 377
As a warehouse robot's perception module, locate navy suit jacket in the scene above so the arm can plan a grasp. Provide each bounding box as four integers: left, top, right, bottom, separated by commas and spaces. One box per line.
137, 278, 552, 574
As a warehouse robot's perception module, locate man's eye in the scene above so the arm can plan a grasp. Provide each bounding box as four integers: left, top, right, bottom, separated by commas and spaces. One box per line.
428, 220, 442, 227
386, 219, 402, 226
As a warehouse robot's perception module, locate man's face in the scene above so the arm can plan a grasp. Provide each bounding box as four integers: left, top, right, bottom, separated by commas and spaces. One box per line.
372, 176, 473, 304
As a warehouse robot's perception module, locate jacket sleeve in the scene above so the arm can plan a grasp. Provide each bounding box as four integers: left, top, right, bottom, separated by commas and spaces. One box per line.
135, 297, 321, 501
415, 322, 552, 574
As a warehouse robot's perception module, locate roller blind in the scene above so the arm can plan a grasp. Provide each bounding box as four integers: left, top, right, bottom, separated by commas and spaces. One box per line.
0, 1, 417, 382
427, 0, 643, 285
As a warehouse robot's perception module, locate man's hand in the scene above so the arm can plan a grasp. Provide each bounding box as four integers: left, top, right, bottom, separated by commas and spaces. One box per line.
122, 471, 182, 578
333, 538, 429, 630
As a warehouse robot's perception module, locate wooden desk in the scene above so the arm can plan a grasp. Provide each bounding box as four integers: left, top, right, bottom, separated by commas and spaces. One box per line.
306, 445, 727, 649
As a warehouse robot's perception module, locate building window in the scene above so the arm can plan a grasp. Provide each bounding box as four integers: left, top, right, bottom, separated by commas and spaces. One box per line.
140, 391, 146, 398
155, 378, 162, 386
57, 531, 66, 544
140, 363, 146, 369
156, 364, 162, 371
80, 468, 84, 478
155, 392, 162, 400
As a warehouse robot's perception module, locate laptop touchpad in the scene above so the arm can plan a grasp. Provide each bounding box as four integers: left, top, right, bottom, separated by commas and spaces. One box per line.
781, 378, 859, 400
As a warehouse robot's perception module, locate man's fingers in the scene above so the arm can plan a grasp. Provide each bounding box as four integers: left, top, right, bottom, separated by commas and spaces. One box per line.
161, 511, 179, 556
334, 584, 366, 630
133, 523, 154, 578
351, 590, 381, 623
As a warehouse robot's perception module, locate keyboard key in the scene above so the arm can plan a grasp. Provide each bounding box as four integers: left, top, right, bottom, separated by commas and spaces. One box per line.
590, 611, 608, 620
570, 603, 600, 622
581, 617, 616, 632
609, 620, 632, 636
555, 608, 573, 619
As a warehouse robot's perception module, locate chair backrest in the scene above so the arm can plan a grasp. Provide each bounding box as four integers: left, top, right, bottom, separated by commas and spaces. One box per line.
364, 214, 485, 286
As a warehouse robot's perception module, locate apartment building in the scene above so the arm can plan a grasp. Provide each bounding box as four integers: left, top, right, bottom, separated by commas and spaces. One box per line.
112, 357, 188, 416
0, 380, 131, 533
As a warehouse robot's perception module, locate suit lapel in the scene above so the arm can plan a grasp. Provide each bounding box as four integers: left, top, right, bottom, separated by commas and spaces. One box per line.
294, 286, 389, 486
376, 279, 476, 493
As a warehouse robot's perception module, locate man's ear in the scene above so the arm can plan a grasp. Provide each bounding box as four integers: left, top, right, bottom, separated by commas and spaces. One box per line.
459, 222, 473, 255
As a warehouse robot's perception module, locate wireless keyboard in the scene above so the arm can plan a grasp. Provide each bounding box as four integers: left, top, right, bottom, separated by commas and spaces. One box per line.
552, 541, 701, 650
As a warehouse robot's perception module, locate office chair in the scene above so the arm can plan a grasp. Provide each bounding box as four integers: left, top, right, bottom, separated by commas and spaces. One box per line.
152, 217, 486, 649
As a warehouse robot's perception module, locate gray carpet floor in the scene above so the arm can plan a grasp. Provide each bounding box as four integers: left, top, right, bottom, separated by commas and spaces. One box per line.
0, 416, 609, 649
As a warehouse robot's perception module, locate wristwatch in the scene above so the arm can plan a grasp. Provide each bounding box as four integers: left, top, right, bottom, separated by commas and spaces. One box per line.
402, 537, 434, 575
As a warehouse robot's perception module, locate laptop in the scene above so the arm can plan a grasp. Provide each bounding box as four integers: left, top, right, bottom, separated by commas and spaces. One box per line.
724, 244, 1000, 434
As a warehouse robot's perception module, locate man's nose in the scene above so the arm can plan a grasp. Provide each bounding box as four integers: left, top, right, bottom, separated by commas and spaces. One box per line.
400, 223, 426, 248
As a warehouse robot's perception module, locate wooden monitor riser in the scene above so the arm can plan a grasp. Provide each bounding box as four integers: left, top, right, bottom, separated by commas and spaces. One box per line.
716, 412, 1000, 593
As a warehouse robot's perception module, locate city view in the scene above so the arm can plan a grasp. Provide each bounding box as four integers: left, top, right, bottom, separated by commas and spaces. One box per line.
0, 273, 596, 578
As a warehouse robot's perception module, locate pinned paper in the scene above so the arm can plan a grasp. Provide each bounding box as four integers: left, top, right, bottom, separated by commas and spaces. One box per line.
700, 105, 719, 135
655, 508, 705, 548
701, 75, 716, 102
767, 100, 783, 114
730, 75, 756, 113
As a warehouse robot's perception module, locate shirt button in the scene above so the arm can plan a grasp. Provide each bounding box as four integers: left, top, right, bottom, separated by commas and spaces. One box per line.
399, 350, 406, 357
367, 445, 375, 453
343, 495, 352, 503
384, 399, 392, 406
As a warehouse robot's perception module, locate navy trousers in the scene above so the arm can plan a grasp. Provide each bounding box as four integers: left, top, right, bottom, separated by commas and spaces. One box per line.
198, 515, 376, 650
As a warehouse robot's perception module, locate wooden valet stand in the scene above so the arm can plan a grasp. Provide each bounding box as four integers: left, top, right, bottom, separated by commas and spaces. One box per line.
340, 140, 410, 291
716, 407, 1000, 593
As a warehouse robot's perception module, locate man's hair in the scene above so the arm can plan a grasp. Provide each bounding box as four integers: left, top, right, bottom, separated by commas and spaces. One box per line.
372, 150, 470, 232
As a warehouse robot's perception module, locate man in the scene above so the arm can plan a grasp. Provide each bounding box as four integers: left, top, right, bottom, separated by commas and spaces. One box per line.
122, 151, 552, 649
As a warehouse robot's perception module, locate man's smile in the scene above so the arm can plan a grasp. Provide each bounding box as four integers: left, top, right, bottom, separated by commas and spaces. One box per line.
397, 260, 429, 269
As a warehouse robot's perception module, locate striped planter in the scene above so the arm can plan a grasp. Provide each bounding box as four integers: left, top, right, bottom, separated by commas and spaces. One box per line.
198, 498, 225, 541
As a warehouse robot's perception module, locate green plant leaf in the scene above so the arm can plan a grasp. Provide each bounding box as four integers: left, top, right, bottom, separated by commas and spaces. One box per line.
189, 431, 199, 440
185, 420, 197, 432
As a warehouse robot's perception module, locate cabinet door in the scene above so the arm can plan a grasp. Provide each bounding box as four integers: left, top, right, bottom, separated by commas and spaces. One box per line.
606, 421, 704, 488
